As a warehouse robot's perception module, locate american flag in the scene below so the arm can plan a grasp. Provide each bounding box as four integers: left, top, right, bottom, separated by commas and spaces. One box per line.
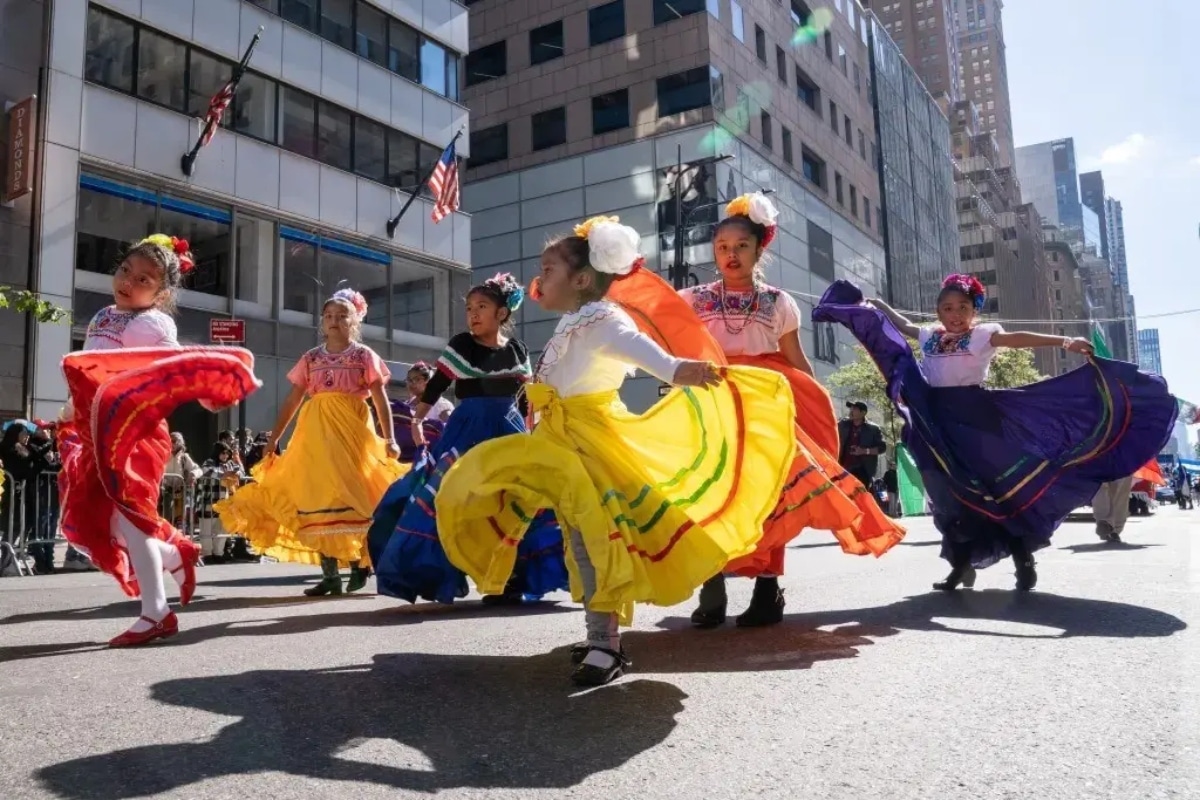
199, 81, 235, 147
428, 141, 460, 223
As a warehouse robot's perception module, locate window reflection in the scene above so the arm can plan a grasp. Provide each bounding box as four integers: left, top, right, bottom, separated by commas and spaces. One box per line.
84, 8, 134, 92
282, 233, 319, 315
137, 30, 186, 108
236, 217, 275, 306
420, 39, 448, 96
159, 194, 232, 298
391, 260, 435, 337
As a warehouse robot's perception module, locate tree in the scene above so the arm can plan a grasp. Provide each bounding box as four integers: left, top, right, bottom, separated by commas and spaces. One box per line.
0, 287, 70, 324
826, 343, 1048, 449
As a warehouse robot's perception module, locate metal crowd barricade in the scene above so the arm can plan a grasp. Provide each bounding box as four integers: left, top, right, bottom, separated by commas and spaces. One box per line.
0, 469, 253, 578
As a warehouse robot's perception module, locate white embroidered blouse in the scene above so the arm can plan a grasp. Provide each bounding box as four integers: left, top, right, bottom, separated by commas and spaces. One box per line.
83, 306, 179, 351
536, 301, 683, 396
917, 322, 1004, 387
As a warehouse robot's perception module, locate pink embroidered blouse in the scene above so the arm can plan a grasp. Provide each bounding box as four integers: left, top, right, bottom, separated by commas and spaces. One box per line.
287, 343, 390, 399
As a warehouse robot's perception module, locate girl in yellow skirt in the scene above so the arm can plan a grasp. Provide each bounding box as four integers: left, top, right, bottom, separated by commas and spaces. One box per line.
217, 289, 405, 596
434, 217, 799, 686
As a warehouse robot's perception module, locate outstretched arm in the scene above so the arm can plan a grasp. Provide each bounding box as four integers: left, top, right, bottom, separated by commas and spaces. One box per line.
991, 330, 1094, 355
869, 298, 921, 339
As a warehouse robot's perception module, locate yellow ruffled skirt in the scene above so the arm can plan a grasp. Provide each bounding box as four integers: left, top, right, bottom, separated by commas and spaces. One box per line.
216, 393, 407, 566
435, 368, 797, 624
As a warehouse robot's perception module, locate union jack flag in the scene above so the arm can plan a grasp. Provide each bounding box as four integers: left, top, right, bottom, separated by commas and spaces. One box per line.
428, 141, 459, 224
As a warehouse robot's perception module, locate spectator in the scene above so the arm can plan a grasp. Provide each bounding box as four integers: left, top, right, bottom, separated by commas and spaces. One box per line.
197, 443, 245, 563
837, 401, 886, 489
163, 432, 202, 534
1, 424, 52, 574
883, 460, 901, 517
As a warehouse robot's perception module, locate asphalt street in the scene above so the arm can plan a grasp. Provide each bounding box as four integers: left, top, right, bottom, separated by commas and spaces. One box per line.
1, 510, 1197, 800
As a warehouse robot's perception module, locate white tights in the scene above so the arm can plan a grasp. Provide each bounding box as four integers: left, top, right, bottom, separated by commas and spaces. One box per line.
111, 510, 184, 632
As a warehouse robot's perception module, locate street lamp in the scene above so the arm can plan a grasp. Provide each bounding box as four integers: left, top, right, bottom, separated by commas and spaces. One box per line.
669, 145, 735, 289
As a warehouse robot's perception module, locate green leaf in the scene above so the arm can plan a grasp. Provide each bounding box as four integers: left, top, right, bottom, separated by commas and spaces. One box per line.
0, 287, 71, 324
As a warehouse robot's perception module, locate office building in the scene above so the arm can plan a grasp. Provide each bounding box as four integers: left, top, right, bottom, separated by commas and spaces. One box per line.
866, 11, 958, 313
1014, 138, 1083, 238
951, 0, 1013, 167
1079, 170, 1107, 259
8, 0, 473, 443
1104, 196, 1137, 360
461, 0, 886, 409
862, 0, 961, 105
1041, 227, 1088, 373
1138, 328, 1162, 376
950, 100, 1057, 375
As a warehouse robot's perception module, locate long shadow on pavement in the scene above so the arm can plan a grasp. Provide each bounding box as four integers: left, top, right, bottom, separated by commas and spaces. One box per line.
1059, 541, 1163, 554
35, 651, 685, 798
0, 601, 575, 662
655, 590, 1186, 641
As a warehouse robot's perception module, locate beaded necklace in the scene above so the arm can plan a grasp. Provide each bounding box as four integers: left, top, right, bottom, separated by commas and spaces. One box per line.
717, 280, 761, 335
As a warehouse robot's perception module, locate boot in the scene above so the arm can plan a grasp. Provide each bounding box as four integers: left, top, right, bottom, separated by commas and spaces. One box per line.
304, 557, 344, 597
690, 575, 727, 628
736, 577, 785, 627
1014, 555, 1037, 591
346, 561, 371, 593
933, 564, 977, 591
481, 574, 524, 605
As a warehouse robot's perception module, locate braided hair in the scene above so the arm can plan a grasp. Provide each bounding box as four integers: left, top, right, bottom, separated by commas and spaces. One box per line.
467, 272, 525, 333
119, 234, 194, 314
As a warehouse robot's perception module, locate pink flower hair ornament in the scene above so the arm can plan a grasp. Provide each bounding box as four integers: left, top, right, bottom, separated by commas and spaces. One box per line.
941, 273, 987, 311
327, 288, 369, 321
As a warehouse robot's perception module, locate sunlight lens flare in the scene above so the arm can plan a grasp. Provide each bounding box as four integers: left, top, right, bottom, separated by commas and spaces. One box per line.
701, 80, 774, 156
791, 7, 834, 47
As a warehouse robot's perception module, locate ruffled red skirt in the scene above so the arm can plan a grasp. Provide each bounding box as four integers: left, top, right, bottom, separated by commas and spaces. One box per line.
58, 347, 260, 597
608, 268, 905, 577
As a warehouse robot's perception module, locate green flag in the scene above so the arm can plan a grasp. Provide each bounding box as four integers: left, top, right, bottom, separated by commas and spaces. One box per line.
1091, 326, 1111, 358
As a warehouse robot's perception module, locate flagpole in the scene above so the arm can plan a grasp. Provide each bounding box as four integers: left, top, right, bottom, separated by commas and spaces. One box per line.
386, 126, 465, 239
181, 26, 265, 177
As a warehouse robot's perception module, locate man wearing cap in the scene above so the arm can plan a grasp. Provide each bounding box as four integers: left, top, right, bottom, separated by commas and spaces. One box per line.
838, 401, 886, 490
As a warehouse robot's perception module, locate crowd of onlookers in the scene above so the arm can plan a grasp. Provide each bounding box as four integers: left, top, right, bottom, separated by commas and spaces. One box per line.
1, 421, 279, 576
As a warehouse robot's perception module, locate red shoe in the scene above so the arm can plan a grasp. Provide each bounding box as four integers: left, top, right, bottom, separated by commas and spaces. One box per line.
172, 550, 200, 606
108, 613, 179, 648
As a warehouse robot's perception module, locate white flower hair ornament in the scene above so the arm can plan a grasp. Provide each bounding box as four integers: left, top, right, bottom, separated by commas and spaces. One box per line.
726, 192, 780, 247
574, 216, 645, 276
327, 288, 369, 321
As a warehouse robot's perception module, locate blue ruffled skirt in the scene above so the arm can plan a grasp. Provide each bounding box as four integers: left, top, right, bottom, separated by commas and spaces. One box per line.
814, 280, 1178, 568
368, 395, 569, 603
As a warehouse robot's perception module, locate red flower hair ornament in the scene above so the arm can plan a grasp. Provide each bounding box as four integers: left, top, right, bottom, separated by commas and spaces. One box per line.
328, 288, 369, 321
138, 233, 195, 274
941, 273, 987, 311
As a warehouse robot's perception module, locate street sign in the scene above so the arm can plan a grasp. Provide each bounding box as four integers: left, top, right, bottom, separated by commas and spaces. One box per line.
658, 383, 671, 397
209, 318, 245, 344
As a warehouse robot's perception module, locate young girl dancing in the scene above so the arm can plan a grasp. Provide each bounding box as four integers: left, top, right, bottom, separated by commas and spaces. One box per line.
673, 193, 904, 627
814, 274, 1178, 590
389, 362, 451, 464
369, 273, 569, 605
58, 234, 259, 646
433, 217, 800, 685
217, 289, 404, 597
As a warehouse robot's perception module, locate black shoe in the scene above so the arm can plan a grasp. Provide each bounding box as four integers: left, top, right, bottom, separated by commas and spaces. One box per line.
736, 579, 785, 628
690, 576, 728, 629
570, 647, 631, 686
304, 557, 344, 597
1109, 532, 1123, 544
933, 565, 977, 591
481, 574, 524, 605
1014, 558, 1037, 592
346, 564, 371, 593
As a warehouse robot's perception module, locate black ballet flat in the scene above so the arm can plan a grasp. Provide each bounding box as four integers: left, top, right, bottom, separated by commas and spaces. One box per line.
570, 647, 631, 687
933, 565, 977, 591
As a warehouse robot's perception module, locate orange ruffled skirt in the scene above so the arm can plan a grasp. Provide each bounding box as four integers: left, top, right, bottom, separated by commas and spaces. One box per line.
609, 268, 905, 577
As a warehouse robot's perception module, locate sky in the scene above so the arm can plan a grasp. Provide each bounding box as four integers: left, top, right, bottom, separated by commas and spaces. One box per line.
1003, 0, 1200, 411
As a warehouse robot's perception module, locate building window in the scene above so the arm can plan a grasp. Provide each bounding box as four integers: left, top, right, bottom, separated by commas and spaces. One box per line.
795, 65, 819, 112
760, 111, 773, 150
657, 67, 712, 116
1053, 269, 1060, 282
782, 127, 793, 165
85, 7, 135, 92
592, 88, 629, 134
589, 0, 625, 45
824, 30, 833, 60
187, 50, 233, 122
355, 1, 389, 67
388, 17, 420, 81
801, 147, 825, 189
419, 38, 452, 98
281, 230, 318, 314
136, 29, 186, 109
813, 321, 838, 363
391, 261, 436, 336
844, 114, 852, 146
317, 102, 353, 171
710, 65, 725, 112
76, 178, 159, 280
232, 71, 277, 142
469, 123, 508, 167
857, 128, 866, 159
319, 0, 354, 50
776, 46, 787, 82
465, 40, 506, 87
530, 20, 564, 66
755, 25, 767, 62
531, 106, 566, 151
849, 184, 858, 216
835, 172, 844, 205
829, 100, 838, 133
280, 0, 318, 30
707, 0, 720, 20
653, 0, 704, 25
731, 0, 745, 41
837, 43, 847, 74
853, 61, 861, 93
864, 197, 871, 228
280, 87, 318, 159
234, 215, 275, 307
353, 116, 387, 181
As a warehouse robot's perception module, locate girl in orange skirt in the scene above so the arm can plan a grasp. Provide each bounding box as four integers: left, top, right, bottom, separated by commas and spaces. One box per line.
610, 193, 905, 628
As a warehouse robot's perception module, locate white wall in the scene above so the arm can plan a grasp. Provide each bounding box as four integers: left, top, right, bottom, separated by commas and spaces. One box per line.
32, 0, 471, 420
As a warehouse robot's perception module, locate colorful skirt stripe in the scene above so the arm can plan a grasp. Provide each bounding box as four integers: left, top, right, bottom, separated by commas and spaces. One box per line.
369, 395, 569, 604
435, 375, 797, 625
216, 393, 407, 567
59, 347, 260, 597
606, 267, 904, 577
813, 279, 1179, 567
